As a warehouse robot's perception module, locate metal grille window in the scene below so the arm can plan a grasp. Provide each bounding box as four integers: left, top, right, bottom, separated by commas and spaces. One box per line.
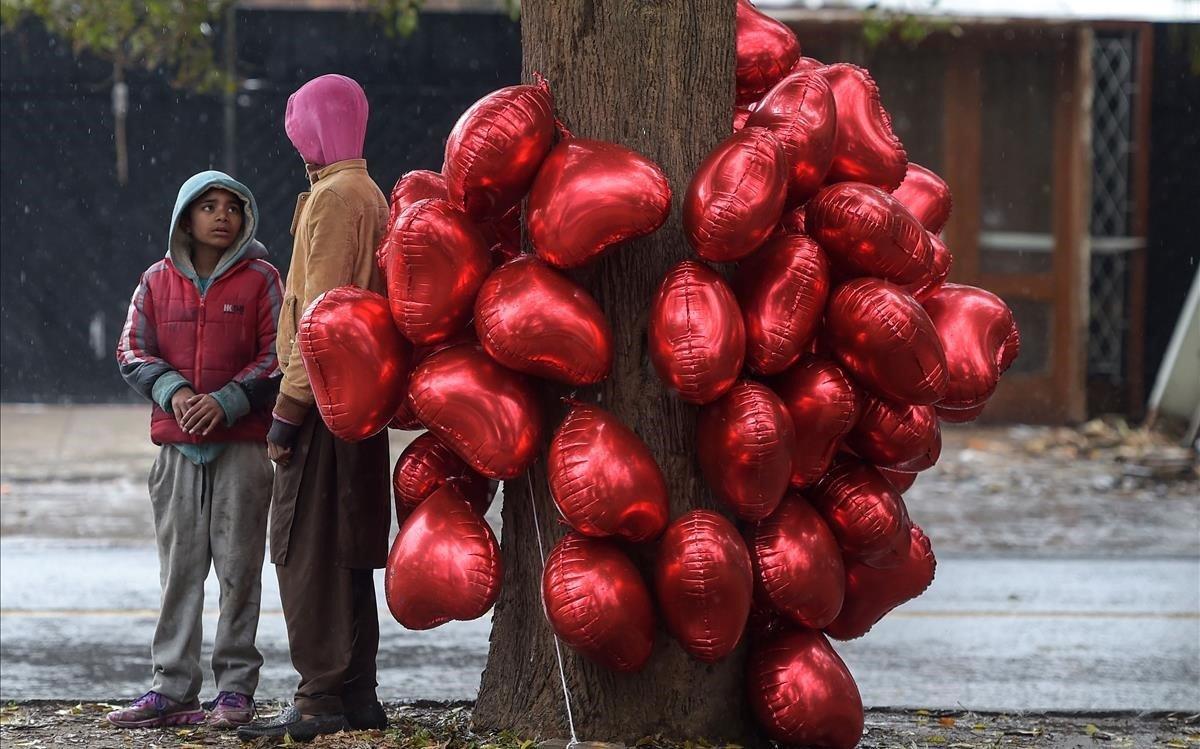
1088, 31, 1144, 384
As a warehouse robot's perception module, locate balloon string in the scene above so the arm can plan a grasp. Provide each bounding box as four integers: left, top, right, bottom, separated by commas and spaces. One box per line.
526, 476, 581, 749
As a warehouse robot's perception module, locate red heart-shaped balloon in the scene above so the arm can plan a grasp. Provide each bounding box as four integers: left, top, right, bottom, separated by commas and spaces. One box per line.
819, 63, 908, 191
878, 466, 918, 493
900, 231, 953, 302
384, 484, 502, 630
747, 70, 837, 205
684, 128, 789, 262
735, 0, 801, 105
808, 458, 912, 568
733, 105, 754, 132
751, 494, 845, 628
384, 198, 492, 346
443, 78, 555, 220
806, 182, 935, 286
779, 205, 807, 234
478, 203, 521, 261
649, 260, 746, 404
734, 231, 831, 375
548, 402, 669, 542
380, 170, 448, 273
527, 137, 672, 269
392, 432, 495, 519
747, 629, 864, 749
698, 381, 795, 521
771, 355, 861, 487
826, 278, 948, 405
923, 284, 1021, 417
474, 256, 613, 386
298, 287, 411, 443
408, 344, 543, 480
825, 524, 936, 640
937, 402, 988, 423
543, 533, 655, 673
847, 397, 941, 471
791, 56, 825, 74
655, 510, 754, 663
893, 163, 953, 234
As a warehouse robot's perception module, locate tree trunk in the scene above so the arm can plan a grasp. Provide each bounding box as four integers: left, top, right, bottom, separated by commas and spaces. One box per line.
474, 2, 756, 744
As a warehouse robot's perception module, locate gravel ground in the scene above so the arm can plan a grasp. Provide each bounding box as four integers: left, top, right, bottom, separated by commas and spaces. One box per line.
0, 701, 1197, 749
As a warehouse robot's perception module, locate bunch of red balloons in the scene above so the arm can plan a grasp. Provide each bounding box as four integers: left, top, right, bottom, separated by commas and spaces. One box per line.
292, 3, 1020, 746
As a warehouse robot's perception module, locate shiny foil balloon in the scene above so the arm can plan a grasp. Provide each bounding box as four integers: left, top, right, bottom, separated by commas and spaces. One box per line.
747, 70, 837, 205
649, 261, 746, 404
938, 402, 988, 423
780, 205, 806, 234
443, 78, 555, 220
806, 182, 935, 286
847, 397, 941, 472
698, 381, 796, 521
474, 257, 613, 385
543, 533, 655, 672
479, 203, 521, 260
408, 344, 542, 480
901, 232, 953, 302
684, 128, 789, 262
808, 458, 912, 568
879, 466, 918, 493
772, 356, 861, 487
923, 284, 1021, 417
384, 484, 502, 630
733, 105, 754, 132
548, 402, 669, 542
819, 63, 908, 191
654, 510, 754, 663
734, 232, 831, 375
298, 287, 411, 443
527, 138, 672, 269
893, 163, 953, 234
751, 495, 845, 628
826, 525, 936, 640
380, 170, 448, 272
389, 398, 422, 431
747, 629, 864, 749
826, 279, 948, 405
392, 432, 495, 518
791, 56, 825, 74
385, 198, 492, 346
735, 0, 801, 105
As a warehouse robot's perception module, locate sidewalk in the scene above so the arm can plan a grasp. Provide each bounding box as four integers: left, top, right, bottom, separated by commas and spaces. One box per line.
1, 405, 1198, 715
0, 701, 1196, 749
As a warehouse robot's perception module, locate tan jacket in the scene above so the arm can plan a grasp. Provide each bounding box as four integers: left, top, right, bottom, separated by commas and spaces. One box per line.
275, 159, 388, 423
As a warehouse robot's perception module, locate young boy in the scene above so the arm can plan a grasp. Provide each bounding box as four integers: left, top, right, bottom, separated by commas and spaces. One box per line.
111, 171, 282, 729
237, 74, 392, 744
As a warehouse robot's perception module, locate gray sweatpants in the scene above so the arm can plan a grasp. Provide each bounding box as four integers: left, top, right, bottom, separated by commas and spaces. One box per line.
147, 442, 273, 702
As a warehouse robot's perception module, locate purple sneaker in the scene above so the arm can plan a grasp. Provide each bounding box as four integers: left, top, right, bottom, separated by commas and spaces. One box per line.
105, 691, 204, 728
204, 691, 255, 729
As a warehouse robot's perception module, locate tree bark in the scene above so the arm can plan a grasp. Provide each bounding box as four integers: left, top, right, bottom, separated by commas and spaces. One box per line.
474, 2, 756, 744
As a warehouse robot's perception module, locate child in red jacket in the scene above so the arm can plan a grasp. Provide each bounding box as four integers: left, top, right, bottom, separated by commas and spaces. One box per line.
111, 171, 282, 730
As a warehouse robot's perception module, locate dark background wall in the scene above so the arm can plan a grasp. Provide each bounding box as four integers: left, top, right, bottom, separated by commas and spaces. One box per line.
1144, 25, 1200, 403
0, 9, 520, 401
0, 14, 1195, 408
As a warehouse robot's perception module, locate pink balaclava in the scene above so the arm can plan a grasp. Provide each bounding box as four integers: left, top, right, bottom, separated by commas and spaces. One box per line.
285, 74, 369, 167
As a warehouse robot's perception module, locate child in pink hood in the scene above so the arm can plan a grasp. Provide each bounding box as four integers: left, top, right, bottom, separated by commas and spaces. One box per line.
240, 74, 392, 743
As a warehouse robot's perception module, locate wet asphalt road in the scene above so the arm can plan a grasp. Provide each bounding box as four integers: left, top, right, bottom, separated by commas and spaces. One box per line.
1, 537, 1196, 711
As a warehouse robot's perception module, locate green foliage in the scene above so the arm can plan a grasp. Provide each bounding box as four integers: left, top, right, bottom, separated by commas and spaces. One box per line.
0, 0, 233, 92
861, 4, 952, 49
363, 0, 519, 37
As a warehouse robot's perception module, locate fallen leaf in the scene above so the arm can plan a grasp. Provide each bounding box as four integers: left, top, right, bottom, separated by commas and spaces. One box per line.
938, 717, 956, 728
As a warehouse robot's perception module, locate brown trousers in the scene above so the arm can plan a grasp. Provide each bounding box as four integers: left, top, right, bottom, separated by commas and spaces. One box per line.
270, 412, 390, 715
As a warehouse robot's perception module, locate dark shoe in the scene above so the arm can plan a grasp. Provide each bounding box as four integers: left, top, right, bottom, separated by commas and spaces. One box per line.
345, 700, 388, 730
235, 705, 349, 742
105, 691, 204, 728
